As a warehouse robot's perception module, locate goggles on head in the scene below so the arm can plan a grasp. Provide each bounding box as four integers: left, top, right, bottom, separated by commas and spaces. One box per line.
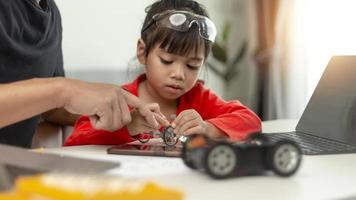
142, 10, 217, 43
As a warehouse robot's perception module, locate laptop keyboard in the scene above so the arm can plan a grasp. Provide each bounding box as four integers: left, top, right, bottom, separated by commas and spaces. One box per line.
265, 132, 356, 155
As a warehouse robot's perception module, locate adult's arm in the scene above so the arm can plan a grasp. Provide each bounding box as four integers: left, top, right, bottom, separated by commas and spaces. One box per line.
42, 108, 80, 126
0, 77, 133, 131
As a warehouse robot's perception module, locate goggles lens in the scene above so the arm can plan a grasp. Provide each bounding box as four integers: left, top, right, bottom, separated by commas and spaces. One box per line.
150, 10, 217, 43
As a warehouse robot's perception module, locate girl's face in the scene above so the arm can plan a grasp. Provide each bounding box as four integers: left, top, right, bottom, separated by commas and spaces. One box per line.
138, 41, 205, 101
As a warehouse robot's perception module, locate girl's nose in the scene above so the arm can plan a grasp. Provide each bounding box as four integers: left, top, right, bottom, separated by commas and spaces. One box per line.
170, 64, 185, 81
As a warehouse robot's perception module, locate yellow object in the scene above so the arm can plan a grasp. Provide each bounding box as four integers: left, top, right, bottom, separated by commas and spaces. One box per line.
32, 147, 45, 153
0, 174, 183, 200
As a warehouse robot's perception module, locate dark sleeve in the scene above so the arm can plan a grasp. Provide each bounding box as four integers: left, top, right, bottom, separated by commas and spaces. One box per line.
51, 0, 65, 78
53, 64, 65, 77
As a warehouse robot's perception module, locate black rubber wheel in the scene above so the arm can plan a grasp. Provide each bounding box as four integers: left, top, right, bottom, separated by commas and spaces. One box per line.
204, 143, 238, 179
268, 140, 302, 177
182, 138, 198, 169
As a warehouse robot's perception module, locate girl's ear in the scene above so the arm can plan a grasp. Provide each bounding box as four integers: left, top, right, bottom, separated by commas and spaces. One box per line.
136, 39, 147, 65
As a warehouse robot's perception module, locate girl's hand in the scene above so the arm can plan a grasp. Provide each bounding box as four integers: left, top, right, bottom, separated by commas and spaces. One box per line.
136, 103, 169, 129
171, 109, 207, 137
121, 90, 169, 130
127, 103, 169, 136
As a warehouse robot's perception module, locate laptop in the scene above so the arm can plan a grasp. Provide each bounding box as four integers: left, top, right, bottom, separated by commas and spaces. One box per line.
265, 56, 356, 155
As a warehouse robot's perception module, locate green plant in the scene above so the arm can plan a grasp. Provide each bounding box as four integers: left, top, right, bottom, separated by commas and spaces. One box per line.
206, 21, 247, 82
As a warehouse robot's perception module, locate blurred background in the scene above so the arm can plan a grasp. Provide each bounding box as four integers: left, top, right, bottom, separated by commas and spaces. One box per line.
55, 0, 356, 121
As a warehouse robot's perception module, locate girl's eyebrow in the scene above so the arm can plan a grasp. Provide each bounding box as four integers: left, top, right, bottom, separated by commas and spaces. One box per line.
189, 57, 203, 62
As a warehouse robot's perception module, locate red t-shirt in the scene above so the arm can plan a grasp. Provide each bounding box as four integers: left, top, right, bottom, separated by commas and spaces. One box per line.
64, 75, 261, 146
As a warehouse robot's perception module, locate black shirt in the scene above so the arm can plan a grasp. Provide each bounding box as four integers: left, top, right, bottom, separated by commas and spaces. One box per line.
0, 0, 64, 148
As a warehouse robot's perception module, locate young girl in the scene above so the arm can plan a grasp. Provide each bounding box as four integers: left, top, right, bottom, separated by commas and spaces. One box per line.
64, 0, 261, 146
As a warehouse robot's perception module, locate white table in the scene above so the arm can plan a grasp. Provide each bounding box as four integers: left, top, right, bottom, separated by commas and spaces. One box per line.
45, 120, 356, 200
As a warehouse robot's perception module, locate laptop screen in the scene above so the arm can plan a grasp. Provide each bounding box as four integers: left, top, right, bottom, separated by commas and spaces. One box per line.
296, 56, 356, 145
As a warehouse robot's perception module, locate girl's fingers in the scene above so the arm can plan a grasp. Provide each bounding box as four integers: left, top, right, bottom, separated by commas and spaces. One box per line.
184, 126, 205, 136
133, 123, 156, 135
140, 112, 169, 128
147, 103, 168, 121
140, 103, 169, 128
142, 123, 157, 133
172, 110, 198, 129
172, 111, 185, 128
142, 110, 159, 129
177, 119, 200, 136
129, 110, 157, 135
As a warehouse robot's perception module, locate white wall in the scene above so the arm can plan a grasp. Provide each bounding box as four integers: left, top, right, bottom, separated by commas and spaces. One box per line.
55, 0, 245, 71
56, 0, 155, 70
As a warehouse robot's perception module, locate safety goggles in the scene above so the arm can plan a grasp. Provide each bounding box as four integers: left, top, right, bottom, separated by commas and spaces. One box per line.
142, 10, 217, 43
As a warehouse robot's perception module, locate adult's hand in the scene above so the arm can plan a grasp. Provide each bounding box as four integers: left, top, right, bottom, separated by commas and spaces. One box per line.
127, 103, 169, 136
61, 79, 131, 131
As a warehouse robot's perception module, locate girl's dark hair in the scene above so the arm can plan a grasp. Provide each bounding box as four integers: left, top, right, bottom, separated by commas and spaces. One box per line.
141, 0, 213, 58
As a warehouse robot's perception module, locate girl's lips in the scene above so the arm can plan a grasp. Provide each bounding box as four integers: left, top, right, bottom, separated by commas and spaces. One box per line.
165, 85, 182, 94
168, 84, 182, 90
